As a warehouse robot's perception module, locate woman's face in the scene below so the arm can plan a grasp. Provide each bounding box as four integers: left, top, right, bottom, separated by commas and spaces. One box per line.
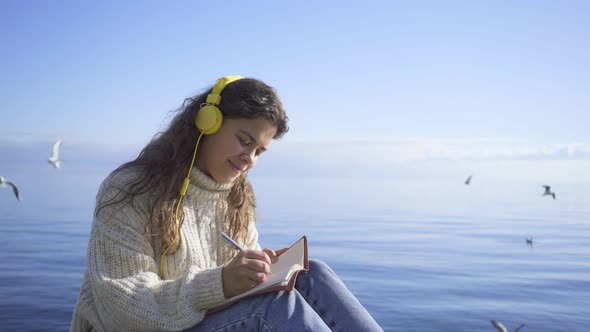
196, 117, 277, 184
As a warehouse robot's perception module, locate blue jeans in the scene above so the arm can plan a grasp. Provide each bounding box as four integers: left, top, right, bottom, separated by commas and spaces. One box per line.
186, 259, 383, 331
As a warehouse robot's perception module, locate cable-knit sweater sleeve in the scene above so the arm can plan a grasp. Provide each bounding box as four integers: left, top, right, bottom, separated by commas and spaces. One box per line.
85, 179, 225, 332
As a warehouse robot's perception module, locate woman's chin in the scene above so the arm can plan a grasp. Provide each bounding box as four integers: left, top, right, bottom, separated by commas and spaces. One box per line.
213, 173, 239, 185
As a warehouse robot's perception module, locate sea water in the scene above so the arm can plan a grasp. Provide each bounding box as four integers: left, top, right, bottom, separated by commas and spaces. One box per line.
1, 155, 589, 331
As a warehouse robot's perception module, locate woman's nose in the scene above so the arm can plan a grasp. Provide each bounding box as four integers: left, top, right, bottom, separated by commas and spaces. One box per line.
241, 149, 257, 167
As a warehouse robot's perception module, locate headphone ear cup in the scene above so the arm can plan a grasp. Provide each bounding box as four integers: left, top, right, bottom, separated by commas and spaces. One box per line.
195, 105, 223, 135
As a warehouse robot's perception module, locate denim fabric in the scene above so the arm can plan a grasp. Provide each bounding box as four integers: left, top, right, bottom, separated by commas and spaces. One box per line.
186, 259, 383, 332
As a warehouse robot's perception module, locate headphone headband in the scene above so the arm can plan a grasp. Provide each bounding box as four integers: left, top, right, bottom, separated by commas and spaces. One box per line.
205, 75, 244, 105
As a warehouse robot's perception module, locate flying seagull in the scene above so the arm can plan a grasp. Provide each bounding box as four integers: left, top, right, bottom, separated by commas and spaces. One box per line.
0, 176, 21, 201
48, 139, 63, 169
465, 175, 472, 185
542, 185, 556, 199
490, 320, 526, 332
526, 237, 533, 247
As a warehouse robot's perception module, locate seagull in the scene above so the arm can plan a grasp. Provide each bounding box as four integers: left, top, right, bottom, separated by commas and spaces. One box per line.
0, 176, 21, 201
490, 320, 526, 332
526, 237, 533, 247
465, 175, 472, 185
48, 139, 63, 169
542, 185, 556, 199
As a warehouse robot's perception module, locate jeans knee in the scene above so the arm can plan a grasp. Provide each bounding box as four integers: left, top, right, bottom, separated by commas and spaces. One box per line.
297, 259, 338, 291
308, 259, 331, 274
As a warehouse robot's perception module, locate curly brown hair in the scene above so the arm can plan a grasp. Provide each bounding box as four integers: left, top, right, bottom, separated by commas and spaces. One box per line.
95, 78, 289, 253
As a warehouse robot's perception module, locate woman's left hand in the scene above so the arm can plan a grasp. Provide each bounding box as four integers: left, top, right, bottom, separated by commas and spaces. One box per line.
262, 247, 289, 264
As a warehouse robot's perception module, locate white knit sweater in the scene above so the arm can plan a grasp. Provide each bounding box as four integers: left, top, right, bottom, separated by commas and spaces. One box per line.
71, 167, 261, 332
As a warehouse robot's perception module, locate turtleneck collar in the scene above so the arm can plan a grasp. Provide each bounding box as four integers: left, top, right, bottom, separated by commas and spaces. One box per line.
186, 166, 232, 199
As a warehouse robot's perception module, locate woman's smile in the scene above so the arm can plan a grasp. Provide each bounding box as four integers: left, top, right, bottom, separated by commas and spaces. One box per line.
228, 160, 243, 174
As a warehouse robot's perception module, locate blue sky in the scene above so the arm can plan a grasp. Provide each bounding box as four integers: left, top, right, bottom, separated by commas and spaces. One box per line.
1, 1, 589, 181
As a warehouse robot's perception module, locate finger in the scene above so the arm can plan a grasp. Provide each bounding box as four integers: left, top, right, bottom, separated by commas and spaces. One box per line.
245, 271, 267, 285
263, 248, 278, 264
251, 272, 267, 283
245, 259, 271, 274
237, 279, 256, 292
263, 248, 276, 256
244, 250, 272, 266
244, 249, 272, 265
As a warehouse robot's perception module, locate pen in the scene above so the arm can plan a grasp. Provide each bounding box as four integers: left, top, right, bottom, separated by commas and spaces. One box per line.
221, 232, 244, 251
222, 232, 273, 276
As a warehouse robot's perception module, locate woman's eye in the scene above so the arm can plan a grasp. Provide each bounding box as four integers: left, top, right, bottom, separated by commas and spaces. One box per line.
238, 137, 250, 146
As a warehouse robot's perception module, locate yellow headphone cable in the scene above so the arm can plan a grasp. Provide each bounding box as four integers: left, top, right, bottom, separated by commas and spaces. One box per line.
159, 132, 204, 278
157, 75, 243, 278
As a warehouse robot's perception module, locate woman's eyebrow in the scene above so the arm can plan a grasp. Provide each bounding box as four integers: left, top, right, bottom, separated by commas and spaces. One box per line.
239, 129, 267, 152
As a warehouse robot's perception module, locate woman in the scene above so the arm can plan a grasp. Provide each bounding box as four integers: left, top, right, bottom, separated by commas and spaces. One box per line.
71, 76, 382, 331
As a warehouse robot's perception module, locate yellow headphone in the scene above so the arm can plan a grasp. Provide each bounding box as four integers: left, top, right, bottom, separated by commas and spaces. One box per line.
195, 75, 244, 134
159, 75, 244, 278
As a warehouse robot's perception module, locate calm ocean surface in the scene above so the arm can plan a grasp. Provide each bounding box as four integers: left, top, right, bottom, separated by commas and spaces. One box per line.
1, 153, 589, 331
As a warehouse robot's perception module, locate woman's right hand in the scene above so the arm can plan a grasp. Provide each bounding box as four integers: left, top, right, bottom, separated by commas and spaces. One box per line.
222, 249, 272, 298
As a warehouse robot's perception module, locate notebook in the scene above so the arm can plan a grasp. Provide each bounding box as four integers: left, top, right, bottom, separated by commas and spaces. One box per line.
206, 236, 309, 313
